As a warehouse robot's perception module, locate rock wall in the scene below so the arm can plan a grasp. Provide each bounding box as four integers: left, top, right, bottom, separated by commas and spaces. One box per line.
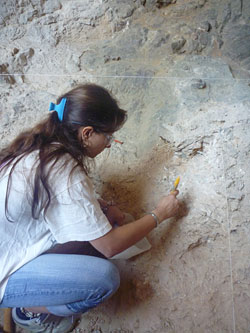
0, 1, 250, 332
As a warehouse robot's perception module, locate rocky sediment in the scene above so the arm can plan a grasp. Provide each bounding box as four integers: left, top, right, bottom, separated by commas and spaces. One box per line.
0, 1, 250, 332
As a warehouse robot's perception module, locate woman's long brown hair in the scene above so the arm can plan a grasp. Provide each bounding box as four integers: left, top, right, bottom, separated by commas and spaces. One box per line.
0, 84, 127, 220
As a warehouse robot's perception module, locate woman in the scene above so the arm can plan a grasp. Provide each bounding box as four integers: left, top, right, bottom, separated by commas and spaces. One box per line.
0, 84, 179, 333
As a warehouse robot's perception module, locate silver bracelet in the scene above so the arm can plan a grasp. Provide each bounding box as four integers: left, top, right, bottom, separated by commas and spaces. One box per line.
149, 212, 160, 228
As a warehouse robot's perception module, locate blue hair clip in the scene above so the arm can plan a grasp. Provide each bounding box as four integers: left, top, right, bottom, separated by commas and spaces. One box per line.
49, 98, 67, 122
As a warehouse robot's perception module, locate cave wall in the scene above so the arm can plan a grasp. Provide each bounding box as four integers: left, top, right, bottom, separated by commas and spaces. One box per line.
0, 1, 250, 332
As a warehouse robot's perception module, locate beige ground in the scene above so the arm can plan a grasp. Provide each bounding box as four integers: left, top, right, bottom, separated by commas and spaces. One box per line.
0, 0, 250, 332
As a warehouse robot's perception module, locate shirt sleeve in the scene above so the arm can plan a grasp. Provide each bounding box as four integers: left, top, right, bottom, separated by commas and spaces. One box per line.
44, 178, 112, 243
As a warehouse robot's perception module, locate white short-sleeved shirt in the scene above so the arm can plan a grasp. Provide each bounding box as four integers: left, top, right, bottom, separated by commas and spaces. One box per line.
0, 151, 112, 302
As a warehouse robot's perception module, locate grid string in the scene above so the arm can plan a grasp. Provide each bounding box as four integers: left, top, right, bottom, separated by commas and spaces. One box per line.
220, 129, 236, 333
0, 73, 250, 81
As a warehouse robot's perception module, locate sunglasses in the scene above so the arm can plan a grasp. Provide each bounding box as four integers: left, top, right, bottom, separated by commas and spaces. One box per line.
103, 133, 114, 144
103, 133, 123, 145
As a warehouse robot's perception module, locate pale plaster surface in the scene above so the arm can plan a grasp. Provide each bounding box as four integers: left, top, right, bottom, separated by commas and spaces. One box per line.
0, 1, 250, 332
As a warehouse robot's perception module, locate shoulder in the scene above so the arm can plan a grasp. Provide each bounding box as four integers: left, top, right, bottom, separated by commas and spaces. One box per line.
50, 154, 88, 181
46, 153, 91, 196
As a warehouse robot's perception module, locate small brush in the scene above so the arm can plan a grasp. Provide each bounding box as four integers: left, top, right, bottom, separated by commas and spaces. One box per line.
171, 176, 180, 193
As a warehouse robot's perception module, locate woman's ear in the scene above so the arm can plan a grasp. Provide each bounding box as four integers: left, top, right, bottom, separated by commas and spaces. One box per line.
81, 126, 94, 145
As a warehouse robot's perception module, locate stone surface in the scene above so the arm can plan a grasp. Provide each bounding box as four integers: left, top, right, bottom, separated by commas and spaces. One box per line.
222, 125, 250, 333
0, 0, 250, 332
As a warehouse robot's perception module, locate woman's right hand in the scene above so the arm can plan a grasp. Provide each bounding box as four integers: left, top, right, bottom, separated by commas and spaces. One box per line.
152, 190, 180, 223
91, 190, 180, 258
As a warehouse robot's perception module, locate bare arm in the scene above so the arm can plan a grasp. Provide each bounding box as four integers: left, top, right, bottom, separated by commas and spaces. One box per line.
90, 191, 179, 258
90, 214, 156, 258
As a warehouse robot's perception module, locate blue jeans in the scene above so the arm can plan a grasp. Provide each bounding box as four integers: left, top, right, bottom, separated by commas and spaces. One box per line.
0, 253, 120, 317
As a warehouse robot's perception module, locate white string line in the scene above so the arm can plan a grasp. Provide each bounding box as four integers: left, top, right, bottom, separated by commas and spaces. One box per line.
220, 130, 236, 333
1, 73, 249, 81
1, 57, 249, 78
1, 44, 250, 77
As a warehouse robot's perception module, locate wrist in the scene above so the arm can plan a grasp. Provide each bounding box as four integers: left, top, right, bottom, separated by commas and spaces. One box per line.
149, 212, 160, 228
152, 209, 164, 224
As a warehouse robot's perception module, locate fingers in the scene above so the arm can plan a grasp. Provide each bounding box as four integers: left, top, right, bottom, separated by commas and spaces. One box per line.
106, 206, 125, 226
115, 213, 125, 226
170, 189, 179, 197
115, 211, 125, 222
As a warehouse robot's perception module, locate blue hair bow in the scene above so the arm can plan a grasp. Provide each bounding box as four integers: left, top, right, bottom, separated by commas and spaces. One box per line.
49, 98, 67, 122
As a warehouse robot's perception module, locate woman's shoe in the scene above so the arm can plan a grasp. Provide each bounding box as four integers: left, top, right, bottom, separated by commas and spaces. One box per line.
12, 307, 78, 333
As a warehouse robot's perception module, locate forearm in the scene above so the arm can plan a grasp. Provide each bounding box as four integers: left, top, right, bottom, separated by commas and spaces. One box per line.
91, 191, 180, 258
90, 214, 157, 258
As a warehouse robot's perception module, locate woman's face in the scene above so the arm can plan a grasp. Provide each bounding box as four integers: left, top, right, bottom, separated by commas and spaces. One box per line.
80, 126, 113, 158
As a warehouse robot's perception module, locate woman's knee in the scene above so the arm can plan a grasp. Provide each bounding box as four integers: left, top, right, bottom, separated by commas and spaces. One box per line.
64, 260, 120, 315
100, 260, 120, 295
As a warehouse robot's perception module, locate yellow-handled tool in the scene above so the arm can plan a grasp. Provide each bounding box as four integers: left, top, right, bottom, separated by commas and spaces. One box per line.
171, 176, 180, 193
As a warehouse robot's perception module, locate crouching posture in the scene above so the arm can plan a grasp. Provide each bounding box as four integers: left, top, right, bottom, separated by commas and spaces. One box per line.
0, 84, 179, 332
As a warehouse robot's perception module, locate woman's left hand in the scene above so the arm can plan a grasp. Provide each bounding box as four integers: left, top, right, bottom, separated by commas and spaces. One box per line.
105, 205, 125, 226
